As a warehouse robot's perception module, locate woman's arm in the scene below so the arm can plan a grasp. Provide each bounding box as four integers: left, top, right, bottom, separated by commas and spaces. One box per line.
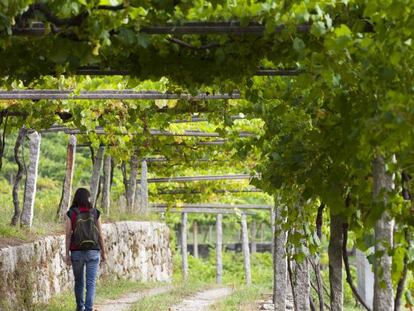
65, 217, 72, 265
96, 218, 106, 262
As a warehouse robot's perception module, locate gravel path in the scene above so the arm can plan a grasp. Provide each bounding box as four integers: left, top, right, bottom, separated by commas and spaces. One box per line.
95, 285, 173, 311
169, 287, 233, 311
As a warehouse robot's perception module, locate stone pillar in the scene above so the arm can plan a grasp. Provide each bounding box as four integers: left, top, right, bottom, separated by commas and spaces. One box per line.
181, 212, 188, 280
140, 159, 148, 214
21, 131, 41, 227
193, 221, 198, 258
216, 214, 223, 284
356, 249, 374, 309
102, 155, 111, 215
57, 135, 76, 219
90, 146, 105, 207
241, 213, 251, 285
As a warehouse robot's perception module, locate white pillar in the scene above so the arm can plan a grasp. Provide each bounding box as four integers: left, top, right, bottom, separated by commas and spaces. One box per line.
241, 213, 251, 285
58, 135, 76, 219
181, 212, 188, 280
90, 146, 105, 207
21, 131, 41, 227
356, 249, 374, 309
141, 159, 148, 214
216, 214, 223, 284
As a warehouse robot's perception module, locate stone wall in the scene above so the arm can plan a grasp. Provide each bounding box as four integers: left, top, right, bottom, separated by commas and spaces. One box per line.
0, 221, 172, 310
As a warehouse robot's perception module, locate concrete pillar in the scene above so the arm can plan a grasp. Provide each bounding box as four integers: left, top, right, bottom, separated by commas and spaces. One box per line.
356, 249, 374, 309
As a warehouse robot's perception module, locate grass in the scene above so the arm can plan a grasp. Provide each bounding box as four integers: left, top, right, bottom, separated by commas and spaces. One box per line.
129, 279, 210, 311
210, 284, 271, 311
34, 278, 166, 311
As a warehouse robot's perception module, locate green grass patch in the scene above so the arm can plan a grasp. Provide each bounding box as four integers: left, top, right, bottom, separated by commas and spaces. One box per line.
210, 284, 271, 311
129, 280, 210, 311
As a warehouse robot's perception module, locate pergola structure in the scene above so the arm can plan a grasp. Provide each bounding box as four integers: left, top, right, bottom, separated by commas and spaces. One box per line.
1, 8, 381, 309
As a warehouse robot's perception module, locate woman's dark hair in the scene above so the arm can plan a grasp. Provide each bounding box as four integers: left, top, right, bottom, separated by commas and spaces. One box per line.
70, 188, 92, 209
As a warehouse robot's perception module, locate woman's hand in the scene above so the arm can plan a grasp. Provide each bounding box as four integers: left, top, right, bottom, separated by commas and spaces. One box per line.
65, 254, 72, 266
101, 253, 107, 264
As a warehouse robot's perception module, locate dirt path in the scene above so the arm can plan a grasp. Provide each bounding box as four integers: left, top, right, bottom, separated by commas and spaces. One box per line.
95, 285, 173, 311
169, 287, 233, 311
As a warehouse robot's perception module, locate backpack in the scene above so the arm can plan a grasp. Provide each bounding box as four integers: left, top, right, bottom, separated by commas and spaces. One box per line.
71, 207, 99, 250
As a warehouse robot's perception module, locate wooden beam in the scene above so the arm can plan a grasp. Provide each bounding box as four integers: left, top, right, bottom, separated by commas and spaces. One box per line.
12, 22, 311, 36
154, 188, 262, 195
150, 203, 271, 210
153, 207, 256, 215
0, 90, 240, 100
76, 67, 302, 77
42, 125, 254, 138
141, 174, 260, 183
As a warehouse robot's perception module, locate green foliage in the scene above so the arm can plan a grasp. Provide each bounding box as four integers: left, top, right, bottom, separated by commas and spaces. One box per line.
2, 0, 414, 308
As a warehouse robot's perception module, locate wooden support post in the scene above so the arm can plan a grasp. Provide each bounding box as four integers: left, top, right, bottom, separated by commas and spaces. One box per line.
216, 214, 223, 284
193, 221, 198, 258
57, 135, 76, 220
21, 131, 41, 227
141, 159, 148, 214
181, 212, 188, 280
90, 146, 105, 207
101, 155, 111, 215
251, 220, 257, 255
241, 213, 252, 285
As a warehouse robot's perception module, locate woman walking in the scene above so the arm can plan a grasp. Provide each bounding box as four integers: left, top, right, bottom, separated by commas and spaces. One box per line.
65, 188, 106, 311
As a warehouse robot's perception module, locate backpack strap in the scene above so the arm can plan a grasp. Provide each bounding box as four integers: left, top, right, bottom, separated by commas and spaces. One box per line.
90, 208, 98, 220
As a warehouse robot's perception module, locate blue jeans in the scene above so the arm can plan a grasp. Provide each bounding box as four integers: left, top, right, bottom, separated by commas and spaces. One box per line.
71, 250, 100, 311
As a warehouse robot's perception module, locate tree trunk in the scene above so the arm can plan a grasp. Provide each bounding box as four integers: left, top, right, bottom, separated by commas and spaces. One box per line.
21, 131, 41, 227
90, 146, 105, 207
273, 205, 287, 310
241, 213, 251, 285
126, 151, 139, 211
314, 203, 325, 311
372, 156, 394, 311
101, 155, 111, 215
193, 221, 198, 258
181, 212, 188, 280
57, 135, 76, 220
140, 159, 148, 214
251, 220, 257, 255
292, 258, 311, 311
329, 211, 344, 310
11, 127, 27, 226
